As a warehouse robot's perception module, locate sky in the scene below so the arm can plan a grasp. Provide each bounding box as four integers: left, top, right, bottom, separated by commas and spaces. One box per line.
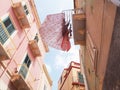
34, 0, 80, 90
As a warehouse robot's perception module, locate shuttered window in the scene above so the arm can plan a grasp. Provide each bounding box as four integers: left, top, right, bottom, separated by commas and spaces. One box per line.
19, 55, 31, 78
3, 17, 15, 35
0, 23, 8, 44
34, 33, 39, 42
23, 4, 29, 15
78, 72, 84, 84
44, 85, 47, 90
0, 16, 15, 44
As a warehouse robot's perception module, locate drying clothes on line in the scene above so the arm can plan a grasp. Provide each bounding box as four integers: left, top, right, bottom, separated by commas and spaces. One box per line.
39, 13, 71, 51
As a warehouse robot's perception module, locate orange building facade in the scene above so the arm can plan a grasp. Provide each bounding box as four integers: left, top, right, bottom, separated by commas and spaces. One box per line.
0, 0, 52, 90
58, 61, 85, 90
73, 0, 120, 90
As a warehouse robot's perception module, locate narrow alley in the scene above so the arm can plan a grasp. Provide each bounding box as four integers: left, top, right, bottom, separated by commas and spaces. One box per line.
0, 0, 120, 90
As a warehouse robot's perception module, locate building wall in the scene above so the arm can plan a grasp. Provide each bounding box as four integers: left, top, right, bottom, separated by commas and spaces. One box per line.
58, 61, 85, 90
80, 47, 89, 90
62, 68, 80, 90
0, 0, 52, 90
73, 0, 119, 90
84, 0, 117, 90
103, 7, 120, 90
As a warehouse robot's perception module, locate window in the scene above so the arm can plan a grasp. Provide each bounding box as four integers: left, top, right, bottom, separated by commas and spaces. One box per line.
19, 55, 31, 78
60, 76, 62, 83
0, 16, 15, 44
78, 72, 84, 84
0, 23, 8, 44
44, 85, 47, 90
3, 17, 15, 35
23, 5, 29, 15
34, 33, 39, 42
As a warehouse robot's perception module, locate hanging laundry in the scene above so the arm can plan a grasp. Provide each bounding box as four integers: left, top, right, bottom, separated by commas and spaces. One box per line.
61, 21, 72, 51
110, 0, 120, 6
39, 13, 71, 51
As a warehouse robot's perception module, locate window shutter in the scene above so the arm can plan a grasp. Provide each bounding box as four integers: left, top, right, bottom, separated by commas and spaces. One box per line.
78, 72, 84, 84
0, 23, 8, 44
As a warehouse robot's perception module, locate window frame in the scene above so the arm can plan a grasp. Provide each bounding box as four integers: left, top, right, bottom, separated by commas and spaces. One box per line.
44, 84, 47, 90
23, 4, 29, 15
3, 16, 15, 35
19, 54, 31, 79
0, 14, 16, 45
34, 33, 39, 42
77, 72, 84, 84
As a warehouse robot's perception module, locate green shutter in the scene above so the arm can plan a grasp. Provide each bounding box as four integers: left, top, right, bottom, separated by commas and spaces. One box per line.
0, 16, 15, 44
78, 72, 84, 83
3, 17, 15, 35
19, 55, 31, 79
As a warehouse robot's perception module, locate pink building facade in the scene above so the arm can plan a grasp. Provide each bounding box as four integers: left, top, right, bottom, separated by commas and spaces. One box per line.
0, 0, 52, 90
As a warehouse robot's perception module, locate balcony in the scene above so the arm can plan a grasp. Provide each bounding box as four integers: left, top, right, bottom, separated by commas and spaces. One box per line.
72, 13, 86, 45
0, 43, 10, 60
28, 40, 41, 57
11, 73, 30, 90
63, 8, 86, 46
12, 2, 30, 29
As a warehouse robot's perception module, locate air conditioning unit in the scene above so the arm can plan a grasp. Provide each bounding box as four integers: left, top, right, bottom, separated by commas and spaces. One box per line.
72, 13, 86, 45
12, 2, 30, 29
28, 40, 42, 57
0, 43, 10, 60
